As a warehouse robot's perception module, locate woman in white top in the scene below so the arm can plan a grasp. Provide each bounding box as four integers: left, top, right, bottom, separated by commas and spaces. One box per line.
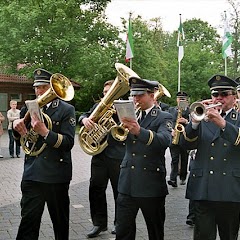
7, 100, 20, 158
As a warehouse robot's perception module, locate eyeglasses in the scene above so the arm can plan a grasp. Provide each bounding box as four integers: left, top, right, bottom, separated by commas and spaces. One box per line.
211, 91, 233, 98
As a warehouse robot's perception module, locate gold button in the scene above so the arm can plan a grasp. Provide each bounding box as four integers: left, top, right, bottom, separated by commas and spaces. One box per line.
132, 153, 135, 157
157, 168, 160, 171
210, 156, 214, 160
223, 172, 226, 175
123, 143, 126, 146
210, 171, 214, 174
144, 168, 146, 170
131, 165, 135, 169
211, 143, 214, 146
223, 143, 227, 146
224, 158, 227, 161
193, 174, 196, 177
143, 155, 147, 158
60, 159, 63, 162
132, 141, 136, 144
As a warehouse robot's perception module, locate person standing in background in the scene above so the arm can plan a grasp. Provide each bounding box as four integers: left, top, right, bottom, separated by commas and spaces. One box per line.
7, 100, 21, 158
168, 92, 190, 187
0, 111, 5, 158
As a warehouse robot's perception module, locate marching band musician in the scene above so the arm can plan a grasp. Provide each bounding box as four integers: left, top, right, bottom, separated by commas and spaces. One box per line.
13, 68, 76, 240
181, 74, 240, 240
116, 77, 173, 240
78, 80, 126, 238
234, 76, 240, 112
168, 91, 190, 187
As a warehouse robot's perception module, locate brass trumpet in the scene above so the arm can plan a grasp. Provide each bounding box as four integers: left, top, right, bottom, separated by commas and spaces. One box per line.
190, 100, 222, 122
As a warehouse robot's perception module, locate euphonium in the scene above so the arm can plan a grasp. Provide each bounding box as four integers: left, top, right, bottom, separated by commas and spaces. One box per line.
20, 73, 74, 156
111, 83, 171, 141
78, 63, 139, 156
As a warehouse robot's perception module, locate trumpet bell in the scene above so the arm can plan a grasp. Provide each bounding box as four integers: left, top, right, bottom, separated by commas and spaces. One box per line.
190, 102, 206, 122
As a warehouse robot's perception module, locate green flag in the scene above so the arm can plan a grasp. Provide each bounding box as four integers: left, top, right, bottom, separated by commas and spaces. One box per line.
177, 15, 185, 62
222, 11, 233, 59
125, 17, 134, 62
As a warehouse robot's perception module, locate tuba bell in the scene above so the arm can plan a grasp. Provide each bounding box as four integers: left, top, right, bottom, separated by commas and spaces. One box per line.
20, 73, 74, 156
78, 63, 139, 156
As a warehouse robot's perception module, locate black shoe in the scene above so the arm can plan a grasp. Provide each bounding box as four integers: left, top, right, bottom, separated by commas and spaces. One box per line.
87, 226, 107, 238
10, 155, 14, 158
167, 180, 178, 187
111, 225, 116, 234
17, 155, 20, 158
180, 179, 186, 185
186, 218, 195, 226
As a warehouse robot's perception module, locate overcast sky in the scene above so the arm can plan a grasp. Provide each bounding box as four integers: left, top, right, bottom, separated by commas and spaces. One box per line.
105, 0, 231, 35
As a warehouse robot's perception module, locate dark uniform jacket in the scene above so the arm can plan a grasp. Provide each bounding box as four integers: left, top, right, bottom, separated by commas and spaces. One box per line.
78, 103, 126, 159
118, 106, 173, 197
16, 99, 76, 183
181, 109, 240, 202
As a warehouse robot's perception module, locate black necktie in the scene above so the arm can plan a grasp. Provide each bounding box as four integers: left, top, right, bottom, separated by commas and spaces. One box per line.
139, 110, 146, 123
221, 111, 226, 118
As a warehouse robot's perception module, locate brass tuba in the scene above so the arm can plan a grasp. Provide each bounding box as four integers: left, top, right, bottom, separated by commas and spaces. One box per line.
78, 63, 139, 156
20, 73, 74, 156
111, 82, 171, 141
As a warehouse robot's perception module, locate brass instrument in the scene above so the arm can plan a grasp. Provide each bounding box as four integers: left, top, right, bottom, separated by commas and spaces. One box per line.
78, 63, 139, 156
172, 100, 188, 145
111, 83, 171, 141
190, 100, 222, 122
20, 73, 74, 156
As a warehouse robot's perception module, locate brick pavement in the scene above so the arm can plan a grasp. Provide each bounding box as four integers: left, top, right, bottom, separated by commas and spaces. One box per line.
0, 132, 225, 240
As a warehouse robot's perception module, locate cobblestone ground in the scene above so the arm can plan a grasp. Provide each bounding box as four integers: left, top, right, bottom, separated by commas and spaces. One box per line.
0, 132, 230, 240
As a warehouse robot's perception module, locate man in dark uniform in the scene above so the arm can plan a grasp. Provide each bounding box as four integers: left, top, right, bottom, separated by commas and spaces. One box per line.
116, 77, 173, 240
168, 91, 190, 187
78, 80, 126, 238
13, 68, 76, 240
181, 74, 240, 240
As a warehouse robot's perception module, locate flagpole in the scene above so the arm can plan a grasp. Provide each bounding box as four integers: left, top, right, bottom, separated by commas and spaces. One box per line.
178, 62, 181, 92
125, 12, 134, 68
225, 58, 227, 76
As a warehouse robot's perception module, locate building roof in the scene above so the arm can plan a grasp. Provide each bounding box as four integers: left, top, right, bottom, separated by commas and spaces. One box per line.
0, 73, 81, 89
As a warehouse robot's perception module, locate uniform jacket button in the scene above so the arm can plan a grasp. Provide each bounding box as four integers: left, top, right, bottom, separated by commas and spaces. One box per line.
131, 165, 135, 169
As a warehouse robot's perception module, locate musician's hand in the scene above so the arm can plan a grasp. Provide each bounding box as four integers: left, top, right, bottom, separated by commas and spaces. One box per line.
82, 117, 95, 129
171, 129, 175, 137
206, 108, 226, 128
122, 117, 140, 136
31, 113, 49, 137
13, 119, 28, 136
178, 117, 188, 124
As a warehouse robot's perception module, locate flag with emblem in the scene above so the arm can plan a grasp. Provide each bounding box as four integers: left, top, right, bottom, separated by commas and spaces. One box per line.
125, 15, 134, 63
222, 11, 233, 59
177, 14, 185, 62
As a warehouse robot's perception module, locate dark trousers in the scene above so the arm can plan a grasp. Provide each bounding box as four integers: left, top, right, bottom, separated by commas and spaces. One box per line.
8, 129, 20, 156
89, 154, 121, 227
116, 193, 166, 240
16, 180, 70, 240
169, 144, 189, 181
194, 200, 240, 240
187, 199, 195, 221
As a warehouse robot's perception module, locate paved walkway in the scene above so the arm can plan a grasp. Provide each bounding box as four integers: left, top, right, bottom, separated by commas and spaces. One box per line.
0, 132, 225, 240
